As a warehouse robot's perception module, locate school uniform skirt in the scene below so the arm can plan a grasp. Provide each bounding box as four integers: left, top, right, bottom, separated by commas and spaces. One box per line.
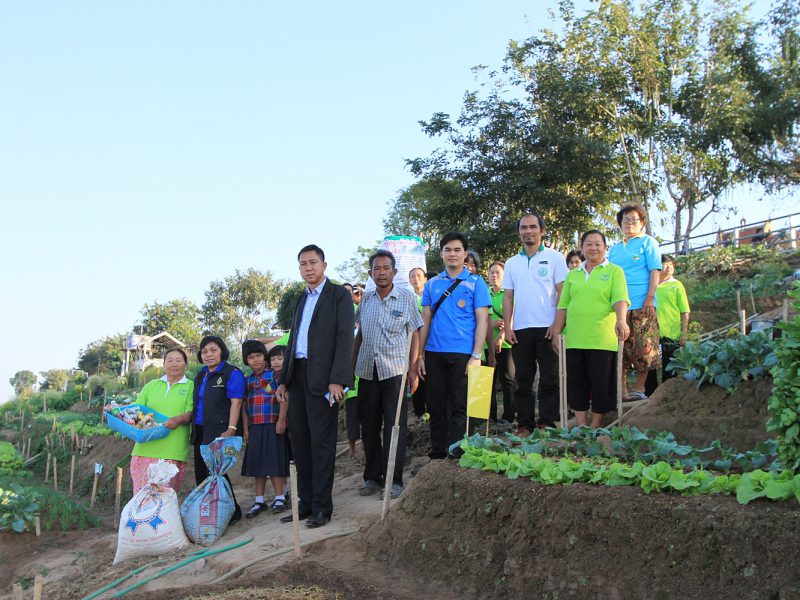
241, 423, 289, 478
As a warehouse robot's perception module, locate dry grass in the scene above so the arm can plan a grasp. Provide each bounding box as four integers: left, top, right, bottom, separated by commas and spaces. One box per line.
181, 585, 343, 600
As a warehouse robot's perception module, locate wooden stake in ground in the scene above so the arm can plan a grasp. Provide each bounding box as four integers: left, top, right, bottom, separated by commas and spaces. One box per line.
12, 583, 22, 600
382, 332, 414, 521
52, 456, 58, 491
616, 340, 624, 423
114, 466, 123, 528
558, 334, 568, 428
90, 463, 102, 509
25, 437, 31, 460
20, 409, 24, 434
45, 453, 51, 483
70, 423, 76, 451
289, 461, 301, 557
34, 515, 41, 537
740, 309, 747, 335
32, 574, 43, 600
52, 416, 57, 432
783, 298, 790, 322
69, 454, 76, 494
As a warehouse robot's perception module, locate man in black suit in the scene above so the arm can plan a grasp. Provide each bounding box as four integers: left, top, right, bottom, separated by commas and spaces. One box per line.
276, 244, 354, 528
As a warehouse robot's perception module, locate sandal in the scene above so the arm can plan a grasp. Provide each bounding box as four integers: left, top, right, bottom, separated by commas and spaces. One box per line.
270, 497, 287, 513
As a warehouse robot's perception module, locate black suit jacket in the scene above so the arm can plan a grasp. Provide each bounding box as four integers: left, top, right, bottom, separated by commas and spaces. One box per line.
280, 279, 354, 397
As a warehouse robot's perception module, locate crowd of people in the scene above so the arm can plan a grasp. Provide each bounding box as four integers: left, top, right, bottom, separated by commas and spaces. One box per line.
125, 202, 691, 530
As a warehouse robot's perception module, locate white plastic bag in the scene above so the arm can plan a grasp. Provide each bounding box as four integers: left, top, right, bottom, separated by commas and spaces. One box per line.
114, 460, 189, 564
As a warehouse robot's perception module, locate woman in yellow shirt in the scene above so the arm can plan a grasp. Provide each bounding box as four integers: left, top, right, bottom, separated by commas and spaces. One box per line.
552, 231, 630, 428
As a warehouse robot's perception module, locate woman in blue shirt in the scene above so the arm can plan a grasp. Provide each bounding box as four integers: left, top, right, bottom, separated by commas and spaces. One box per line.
191, 335, 246, 524
608, 203, 661, 400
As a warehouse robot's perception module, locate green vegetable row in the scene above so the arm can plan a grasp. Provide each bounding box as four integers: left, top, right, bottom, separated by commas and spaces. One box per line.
667, 331, 776, 391
458, 446, 800, 506
767, 283, 800, 471
466, 426, 779, 472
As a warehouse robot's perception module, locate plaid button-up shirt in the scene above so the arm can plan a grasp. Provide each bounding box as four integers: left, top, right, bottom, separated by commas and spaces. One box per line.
245, 370, 280, 425
355, 285, 424, 381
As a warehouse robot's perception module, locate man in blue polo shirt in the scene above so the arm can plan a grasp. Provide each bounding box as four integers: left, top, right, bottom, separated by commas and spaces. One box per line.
416, 231, 491, 459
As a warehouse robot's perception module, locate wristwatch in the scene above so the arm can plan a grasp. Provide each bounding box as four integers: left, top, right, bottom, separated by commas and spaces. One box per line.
470, 353, 481, 360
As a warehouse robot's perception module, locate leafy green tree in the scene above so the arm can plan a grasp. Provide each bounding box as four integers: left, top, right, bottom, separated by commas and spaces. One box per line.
137, 298, 202, 346
275, 281, 307, 330
397, 0, 799, 256
78, 335, 125, 375
335, 244, 379, 284
9, 370, 37, 397
40, 369, 69, 392
202, 269, 286, 345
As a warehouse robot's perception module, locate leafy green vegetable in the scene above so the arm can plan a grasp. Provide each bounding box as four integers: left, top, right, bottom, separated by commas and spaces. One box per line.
767, 283, 800, 471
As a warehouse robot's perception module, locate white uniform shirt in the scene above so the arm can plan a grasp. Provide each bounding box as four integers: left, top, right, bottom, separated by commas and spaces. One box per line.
502, 246, 568, 329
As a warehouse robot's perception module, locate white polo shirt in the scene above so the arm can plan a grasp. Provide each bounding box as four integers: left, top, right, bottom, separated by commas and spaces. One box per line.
502, 245, 568, 329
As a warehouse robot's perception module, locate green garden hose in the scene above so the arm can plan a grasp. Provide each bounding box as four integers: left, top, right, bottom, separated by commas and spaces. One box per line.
110, 537, 253, 597
81, 537, 252, 600
81, 552, 204, 600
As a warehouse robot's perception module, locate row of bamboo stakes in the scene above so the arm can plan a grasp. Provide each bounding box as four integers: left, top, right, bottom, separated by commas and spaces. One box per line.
11, 575, 43, 600
8, 411, 129, 597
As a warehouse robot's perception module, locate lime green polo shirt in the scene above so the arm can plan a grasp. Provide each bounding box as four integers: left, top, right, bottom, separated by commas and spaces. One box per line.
656, 278, 690, 340
489, 288, 511, 350
131, 376, 194, 462
557, 261, 630, 351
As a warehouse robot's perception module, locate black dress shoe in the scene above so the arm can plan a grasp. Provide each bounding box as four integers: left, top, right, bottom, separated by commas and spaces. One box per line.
305, 512, 330, 528
280, 508, 311, 523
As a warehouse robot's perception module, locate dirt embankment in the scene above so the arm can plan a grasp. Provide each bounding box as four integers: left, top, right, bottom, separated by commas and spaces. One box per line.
361, 460, 800, 600
625, 377, 773, 451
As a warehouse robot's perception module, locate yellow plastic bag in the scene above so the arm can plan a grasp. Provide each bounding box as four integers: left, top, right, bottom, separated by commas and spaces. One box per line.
467, 365, 494, 419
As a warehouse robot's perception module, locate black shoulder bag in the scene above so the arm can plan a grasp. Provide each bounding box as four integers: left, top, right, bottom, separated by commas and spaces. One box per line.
430, 278, 463, 321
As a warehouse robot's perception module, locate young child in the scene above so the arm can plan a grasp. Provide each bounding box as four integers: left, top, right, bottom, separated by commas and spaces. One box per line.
656, 255, 691, 381
241, 340, 289, 518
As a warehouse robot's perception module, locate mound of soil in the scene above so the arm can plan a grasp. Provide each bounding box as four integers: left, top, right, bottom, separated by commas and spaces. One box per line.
363, 460, 800, 600
624, 377, 773, 451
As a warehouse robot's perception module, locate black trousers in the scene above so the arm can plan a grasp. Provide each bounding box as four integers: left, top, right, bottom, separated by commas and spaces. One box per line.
287, 359, 339, 518
359, 368, 406, 485
490, 347, 517, 422
511, 327, 559, 428
345, 392, 361, 441
566, 349, 617, 414
411, 378, 427, 417
425, 351, 469, 456
193, 425, 240, 514
644, 337, 681, 394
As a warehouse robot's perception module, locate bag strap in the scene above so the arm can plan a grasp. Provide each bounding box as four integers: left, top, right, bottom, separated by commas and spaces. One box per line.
430, 278, 463, 321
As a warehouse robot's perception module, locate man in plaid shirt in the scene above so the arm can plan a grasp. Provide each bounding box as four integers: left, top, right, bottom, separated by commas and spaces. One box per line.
352, 249, 423, 499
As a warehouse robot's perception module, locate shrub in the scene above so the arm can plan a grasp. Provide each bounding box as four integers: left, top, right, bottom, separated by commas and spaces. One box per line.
0, 442, 24, 476
767, 283, 800, 470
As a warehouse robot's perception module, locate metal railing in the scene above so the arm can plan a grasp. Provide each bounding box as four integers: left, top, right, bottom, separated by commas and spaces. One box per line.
659, 212, 800, 255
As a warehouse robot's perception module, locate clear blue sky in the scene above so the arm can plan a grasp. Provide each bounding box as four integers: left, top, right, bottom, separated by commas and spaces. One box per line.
0, 0, 787, 399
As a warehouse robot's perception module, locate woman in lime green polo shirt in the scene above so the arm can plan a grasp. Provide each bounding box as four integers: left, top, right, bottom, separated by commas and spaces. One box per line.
487, 261, 516, 424
129, 348, 194, 492
552, 230, 630, 428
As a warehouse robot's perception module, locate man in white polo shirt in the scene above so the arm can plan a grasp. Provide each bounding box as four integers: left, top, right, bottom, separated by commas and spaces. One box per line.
502, 214, 568, 434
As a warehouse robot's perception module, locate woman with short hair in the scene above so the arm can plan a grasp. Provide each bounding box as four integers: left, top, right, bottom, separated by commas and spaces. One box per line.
192, 335, 246, 523
552, 230, 630, 428
608, 203, 662, 400
129, 347, 194, 492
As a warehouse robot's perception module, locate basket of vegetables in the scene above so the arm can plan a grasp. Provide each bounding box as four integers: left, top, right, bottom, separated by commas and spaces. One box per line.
104, 403, 171, 443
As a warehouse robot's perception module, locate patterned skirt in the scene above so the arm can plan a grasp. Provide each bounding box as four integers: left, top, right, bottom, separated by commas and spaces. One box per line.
623, 309, 661, 371
130, 455, 187, 493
